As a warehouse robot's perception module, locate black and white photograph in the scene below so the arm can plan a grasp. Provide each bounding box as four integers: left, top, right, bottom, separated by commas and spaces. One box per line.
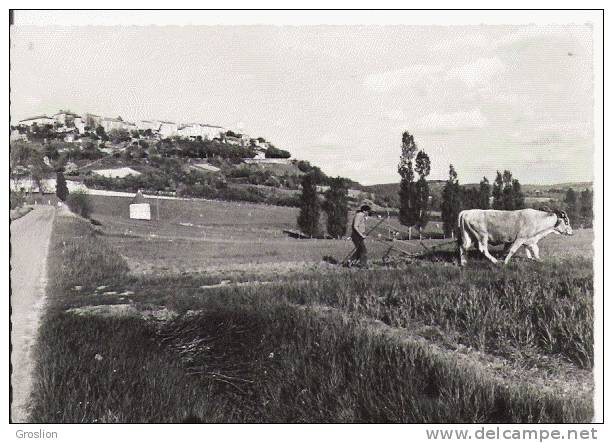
6, 7, 605, 436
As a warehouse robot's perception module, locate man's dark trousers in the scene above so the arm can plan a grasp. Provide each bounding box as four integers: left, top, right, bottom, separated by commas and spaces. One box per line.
351, 232, 368, 267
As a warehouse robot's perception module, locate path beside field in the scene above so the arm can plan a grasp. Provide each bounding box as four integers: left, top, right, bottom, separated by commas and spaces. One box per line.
10, 206, 56, 423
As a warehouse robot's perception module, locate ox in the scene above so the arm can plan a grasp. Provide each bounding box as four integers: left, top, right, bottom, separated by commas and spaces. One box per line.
457, 208, 573, 266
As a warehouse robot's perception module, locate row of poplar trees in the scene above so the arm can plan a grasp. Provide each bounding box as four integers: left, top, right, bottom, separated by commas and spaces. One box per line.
297, 173, 349, 238
563, 188, 593, 228
397, 132, 432, 239
440, 167, 526, 238
398, 132, 527, 238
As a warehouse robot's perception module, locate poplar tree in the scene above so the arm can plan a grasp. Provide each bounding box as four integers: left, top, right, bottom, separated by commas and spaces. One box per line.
323, 177, 349, 239
441, 164, 462, 238
579, 188, 593, 227
414, 150, 431, 238
512, 179, 525, 209
492, 171, 504, 210
501, 170, 515, 210
56, 170, 69, 202
398, 132, 419, 238
297, 172, 321, 237
478, 177, 491, 209
564, 188, 578, 223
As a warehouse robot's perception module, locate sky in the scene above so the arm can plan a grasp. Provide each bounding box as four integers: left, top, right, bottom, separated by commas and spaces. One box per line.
10, 23, 594, 185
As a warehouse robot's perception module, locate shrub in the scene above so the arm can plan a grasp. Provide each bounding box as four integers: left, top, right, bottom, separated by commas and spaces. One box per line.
217, 186, 267, 204
272, 194, 301, 207
66, 190, 92, 218
295, 160, 312, 173
10, 190, 25, 210
265, 146, 291, 159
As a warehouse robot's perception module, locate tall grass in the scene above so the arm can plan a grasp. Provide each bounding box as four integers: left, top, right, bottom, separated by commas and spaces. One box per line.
295, 263, 594, 368
141, 261, 593, 369
30, 301, 592, 423
46, 215, 130, 296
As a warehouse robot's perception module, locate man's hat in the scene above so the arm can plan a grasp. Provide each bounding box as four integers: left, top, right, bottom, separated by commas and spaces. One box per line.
360, 200, 373, 212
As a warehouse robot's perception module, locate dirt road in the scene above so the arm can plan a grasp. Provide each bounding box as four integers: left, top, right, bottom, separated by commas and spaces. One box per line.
10, 206, 56, 423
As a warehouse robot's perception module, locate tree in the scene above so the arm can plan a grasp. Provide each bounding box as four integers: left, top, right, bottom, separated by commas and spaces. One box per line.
502, 170, 513, 187
398, 132, 419, 236
512, 179, 525, 209
297, 172, 321, 237
29, 154, 48, 197
56, 171, 69, 201
492, 170, 522, 210
461, 187, 480, 209
478, 177, 491, 209
108, 128, 131, 144
441, 164, 462, 238
492, 171, 504, 209
501, 170, 515, 210
564, 188, 578, 223
579, 188, 593, 227
323, 177, 349, 239
414, 150, 431, 236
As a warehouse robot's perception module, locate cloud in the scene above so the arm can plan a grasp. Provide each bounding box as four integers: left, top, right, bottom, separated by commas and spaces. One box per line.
414, 108, 487, 131
446, 57, 506, 87
496, 25, 591, 48
362, 64, 443, 92
526, 134, 563, 146
364, 57, 505, 93
432, 32, 493, 51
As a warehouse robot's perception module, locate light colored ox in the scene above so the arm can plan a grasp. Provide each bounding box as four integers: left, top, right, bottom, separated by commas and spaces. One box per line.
457, 208, 573, 266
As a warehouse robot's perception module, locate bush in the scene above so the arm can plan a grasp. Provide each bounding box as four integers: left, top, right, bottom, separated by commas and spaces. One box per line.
217, 186, 267, 204
265, 146, 291, 159
271, 194, 301, 207
66, 190, 92, 218
10, 190, 25, 210
295, 160, 312, 173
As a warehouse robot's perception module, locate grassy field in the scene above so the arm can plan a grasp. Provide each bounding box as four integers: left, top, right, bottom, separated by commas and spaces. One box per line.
88, 194, 592, 274
27, 197, 595, 423
88, 195, 447, 273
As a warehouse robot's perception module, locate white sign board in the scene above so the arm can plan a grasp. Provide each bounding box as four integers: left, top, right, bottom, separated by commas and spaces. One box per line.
129, 203, 151, 220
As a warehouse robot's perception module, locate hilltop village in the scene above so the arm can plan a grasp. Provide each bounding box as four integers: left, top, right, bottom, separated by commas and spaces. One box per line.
10, 109, 371, 208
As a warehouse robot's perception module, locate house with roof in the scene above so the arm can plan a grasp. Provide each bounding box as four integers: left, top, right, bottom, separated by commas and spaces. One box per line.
101, 117, 136, 133
73, 117, 87, 134
177, 123, 226, 140
159, 121, 179, 138
92, 167, 142, 179
224, 135, 246, 147
199, 124, 226, 140
136, 120, 162, 132
84, 113, 103, 129
53, 110, 81, 126
17, 115, 55, 127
